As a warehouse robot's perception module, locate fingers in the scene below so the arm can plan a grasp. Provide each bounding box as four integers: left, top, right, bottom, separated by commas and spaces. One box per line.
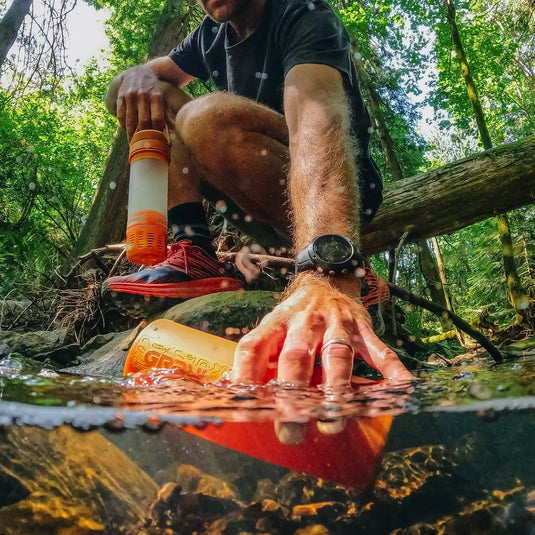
118, 90, 165, 140
358, 322, 414, 381
320, 316, 356, 386
232, 316, 285, 383
123, 91, 139, 141
277, 312, 323, 386
150, 92, 165, 132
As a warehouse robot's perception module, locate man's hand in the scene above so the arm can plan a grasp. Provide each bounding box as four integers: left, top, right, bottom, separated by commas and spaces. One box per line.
105, 57, 194, 140
231, 272, 413, 386
113, 66, 166, 141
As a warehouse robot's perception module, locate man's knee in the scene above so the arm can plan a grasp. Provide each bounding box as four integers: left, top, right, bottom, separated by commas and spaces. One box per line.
175, 92, 248, 154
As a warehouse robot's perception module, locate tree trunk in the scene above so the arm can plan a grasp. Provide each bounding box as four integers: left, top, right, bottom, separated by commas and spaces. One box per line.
418, 239, 452, 331
443, 0, 530, 320
0, 0, 32, 69
73, 0, 199, 258
362, 135, 535, 254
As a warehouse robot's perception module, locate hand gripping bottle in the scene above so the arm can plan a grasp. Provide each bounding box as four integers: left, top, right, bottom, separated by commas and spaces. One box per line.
126, 129, 170, 265
125, 320, 322, 384
122, 319, 393, 491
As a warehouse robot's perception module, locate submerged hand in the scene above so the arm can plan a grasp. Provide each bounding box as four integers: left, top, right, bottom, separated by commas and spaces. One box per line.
231, 272, 413, 386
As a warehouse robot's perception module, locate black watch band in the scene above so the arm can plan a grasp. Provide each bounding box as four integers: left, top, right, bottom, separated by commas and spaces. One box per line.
295, 234, 365, 276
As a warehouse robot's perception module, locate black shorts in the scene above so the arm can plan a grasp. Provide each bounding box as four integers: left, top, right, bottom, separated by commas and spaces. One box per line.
357, 155, 383, 226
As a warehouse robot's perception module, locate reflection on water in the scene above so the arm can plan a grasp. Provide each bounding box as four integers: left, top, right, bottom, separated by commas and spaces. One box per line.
1, 356, 535, 533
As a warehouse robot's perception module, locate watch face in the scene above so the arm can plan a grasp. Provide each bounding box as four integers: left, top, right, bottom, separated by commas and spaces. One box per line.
314, 235, 353, 264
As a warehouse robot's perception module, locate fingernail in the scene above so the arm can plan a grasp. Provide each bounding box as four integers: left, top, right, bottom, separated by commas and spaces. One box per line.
274, 422, 306, 445
317, 418, 346, 434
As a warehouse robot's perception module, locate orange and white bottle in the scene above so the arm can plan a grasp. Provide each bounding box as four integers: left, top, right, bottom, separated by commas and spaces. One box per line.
126, 129, 170, 265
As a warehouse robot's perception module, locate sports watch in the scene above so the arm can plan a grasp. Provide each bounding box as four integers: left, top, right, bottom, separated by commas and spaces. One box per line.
295, 234, 365, 276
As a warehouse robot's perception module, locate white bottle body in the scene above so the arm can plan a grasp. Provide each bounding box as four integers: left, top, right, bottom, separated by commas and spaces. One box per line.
128, 158, 168, 216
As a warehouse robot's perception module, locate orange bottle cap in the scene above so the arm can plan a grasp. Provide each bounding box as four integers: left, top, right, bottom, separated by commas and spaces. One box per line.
129, 129, 170, 164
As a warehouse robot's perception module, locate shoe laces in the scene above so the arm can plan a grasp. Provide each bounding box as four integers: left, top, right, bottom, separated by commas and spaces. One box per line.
157, 240, 226, 278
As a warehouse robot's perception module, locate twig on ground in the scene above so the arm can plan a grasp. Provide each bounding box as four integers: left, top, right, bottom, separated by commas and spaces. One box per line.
64, 244, 125, 284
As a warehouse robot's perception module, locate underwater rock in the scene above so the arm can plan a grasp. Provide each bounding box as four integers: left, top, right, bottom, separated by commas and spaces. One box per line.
0, 327, 75, 360
0, 426, 157, 533
176, 464, 239, 500
144, 484, 243, 533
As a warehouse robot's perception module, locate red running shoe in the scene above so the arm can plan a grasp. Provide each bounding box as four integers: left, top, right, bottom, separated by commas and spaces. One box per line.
105, 240, 243, 299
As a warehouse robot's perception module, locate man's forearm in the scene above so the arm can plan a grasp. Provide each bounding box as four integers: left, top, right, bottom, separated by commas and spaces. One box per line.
285, 66, 360, 252
289, 113, 360, 250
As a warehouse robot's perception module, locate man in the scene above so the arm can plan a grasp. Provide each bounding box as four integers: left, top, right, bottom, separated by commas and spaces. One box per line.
105, 0, 412, 385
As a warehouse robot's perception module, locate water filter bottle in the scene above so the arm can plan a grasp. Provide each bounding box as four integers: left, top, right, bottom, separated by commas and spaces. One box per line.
124, 319, 239, 382
126, 129, 170, 265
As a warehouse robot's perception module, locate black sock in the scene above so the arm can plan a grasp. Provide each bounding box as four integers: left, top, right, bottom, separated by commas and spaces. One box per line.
168, 203, 217, 259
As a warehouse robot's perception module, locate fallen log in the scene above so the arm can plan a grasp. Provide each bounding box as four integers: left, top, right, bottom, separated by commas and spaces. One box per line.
362, 135, 535, 254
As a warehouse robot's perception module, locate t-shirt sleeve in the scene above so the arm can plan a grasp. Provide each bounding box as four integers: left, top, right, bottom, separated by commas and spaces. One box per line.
168, 24, 210, 81
278, 0, 353, 80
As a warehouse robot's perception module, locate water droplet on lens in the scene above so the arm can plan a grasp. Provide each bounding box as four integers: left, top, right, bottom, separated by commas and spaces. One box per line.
109, 181, 116, 190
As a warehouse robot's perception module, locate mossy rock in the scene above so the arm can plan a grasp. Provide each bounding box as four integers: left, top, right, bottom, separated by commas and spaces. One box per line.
62, 329, 134, 378
0, 328, 74, 359
64, 291, 278, 377
159, 290, 278, 339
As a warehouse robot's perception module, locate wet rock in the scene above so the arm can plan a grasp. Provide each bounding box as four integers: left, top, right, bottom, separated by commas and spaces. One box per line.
0, 327, 75, 359
0, 471, 30, 507
0, 353, 46, 374
293, 501, 345, 520
81, 332, 120, 352
176, 464, 238, 500
274, 472, 348, 509
294, 525, 331, 535
253, 479, 277, 502
62, 328, 137, 377
34, 342, 81, 366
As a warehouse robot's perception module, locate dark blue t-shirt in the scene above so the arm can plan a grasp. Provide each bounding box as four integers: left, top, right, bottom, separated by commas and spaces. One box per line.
169, 0, 382, 222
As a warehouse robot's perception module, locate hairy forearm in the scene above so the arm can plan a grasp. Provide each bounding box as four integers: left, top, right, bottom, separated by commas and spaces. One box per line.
288, 99, 360, 251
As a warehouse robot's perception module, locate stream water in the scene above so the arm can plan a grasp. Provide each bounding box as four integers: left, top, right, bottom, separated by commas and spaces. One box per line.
1, 354, 535, 534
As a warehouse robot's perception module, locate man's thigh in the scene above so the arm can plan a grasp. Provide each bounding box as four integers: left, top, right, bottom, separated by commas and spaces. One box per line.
175, 92, 291, 236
